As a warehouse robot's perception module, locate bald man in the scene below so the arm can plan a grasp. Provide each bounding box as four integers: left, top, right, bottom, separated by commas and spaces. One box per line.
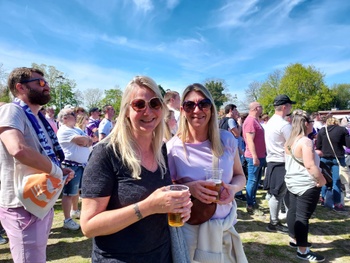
242, 102, 266, 215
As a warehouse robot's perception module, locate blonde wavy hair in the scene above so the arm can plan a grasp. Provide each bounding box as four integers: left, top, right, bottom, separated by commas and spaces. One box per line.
326, 117, 339, 126
109, 76, 167, 179
177, 83, 223, 158
285, 109, 312, 148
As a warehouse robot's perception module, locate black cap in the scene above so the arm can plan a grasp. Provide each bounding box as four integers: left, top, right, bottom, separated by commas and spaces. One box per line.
89, 107, 100, 114
273, 95, 296, 106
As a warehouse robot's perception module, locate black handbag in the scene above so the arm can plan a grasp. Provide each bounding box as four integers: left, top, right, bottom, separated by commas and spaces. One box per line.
319, 161, 333, 187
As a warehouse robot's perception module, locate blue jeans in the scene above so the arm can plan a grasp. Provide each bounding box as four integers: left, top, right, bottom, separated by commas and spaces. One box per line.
62, 165, 83, 196
320, 157, 345, 204
246, 157, 266, 207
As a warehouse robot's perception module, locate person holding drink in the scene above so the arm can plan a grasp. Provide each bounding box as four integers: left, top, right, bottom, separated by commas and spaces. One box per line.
80, 76, 192, 262
167, 83, 248, 263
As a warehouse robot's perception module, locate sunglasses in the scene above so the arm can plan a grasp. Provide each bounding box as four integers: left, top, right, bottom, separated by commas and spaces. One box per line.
64, 112, 76, 117
130, 97, 162, 112
182, 98, 212, 113
20, 78, 48, 87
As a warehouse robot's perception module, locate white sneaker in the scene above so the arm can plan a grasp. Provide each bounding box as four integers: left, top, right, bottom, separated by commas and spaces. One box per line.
278, 212, 287, 221
63, 218, 80, 230
70, 210, 81, 219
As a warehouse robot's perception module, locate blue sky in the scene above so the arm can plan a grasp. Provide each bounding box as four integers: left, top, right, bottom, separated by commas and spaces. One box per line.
1, 0, 350, 103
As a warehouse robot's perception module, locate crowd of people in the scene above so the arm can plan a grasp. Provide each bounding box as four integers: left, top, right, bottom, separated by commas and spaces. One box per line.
0, 66, 349, 262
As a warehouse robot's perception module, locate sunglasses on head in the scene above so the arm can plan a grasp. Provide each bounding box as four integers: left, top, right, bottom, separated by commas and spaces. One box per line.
182, 98, 212, 113
130, 97, 162, 112
20, 78, 48, 87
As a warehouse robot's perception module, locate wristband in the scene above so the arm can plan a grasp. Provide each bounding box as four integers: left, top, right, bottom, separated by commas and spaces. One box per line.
50, 161, 63, 179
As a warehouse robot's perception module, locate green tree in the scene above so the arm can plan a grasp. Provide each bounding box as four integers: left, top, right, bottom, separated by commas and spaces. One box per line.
99, 86, 123, 115
31, 63, 78, 110
279, 63, 333, 112
158, 85, 166, 97
331, 84, 350, 110
256, 64, 334, 114
257, 70, 283, 114
0, 63, 10, 102
204, 79, 229, 111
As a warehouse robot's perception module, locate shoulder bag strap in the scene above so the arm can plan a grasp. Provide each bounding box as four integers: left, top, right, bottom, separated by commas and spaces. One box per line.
325, 126, 342, 166
287, 145, 305, 167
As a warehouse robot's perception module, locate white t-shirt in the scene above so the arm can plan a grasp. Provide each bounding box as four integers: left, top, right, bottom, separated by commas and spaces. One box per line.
0, 104, 49, 207
57, 125, 91, 164
98, 118, 113, 137
264, 114, 292, 163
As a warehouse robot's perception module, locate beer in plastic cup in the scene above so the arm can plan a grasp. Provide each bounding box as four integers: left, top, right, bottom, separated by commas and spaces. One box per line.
205, 168, 223, 202
166, 184, 189, 227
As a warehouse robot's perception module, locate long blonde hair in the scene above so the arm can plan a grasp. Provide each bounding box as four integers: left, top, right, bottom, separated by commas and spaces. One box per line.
285, 109, 312, 148
109, 76, 167, 179
177, 83, 223, 158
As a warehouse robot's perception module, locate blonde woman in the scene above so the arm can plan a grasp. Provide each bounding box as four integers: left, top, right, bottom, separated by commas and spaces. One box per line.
285, 110, 326, 262
80, 76, 191, 262
75, 113, 89, 132
167, 83, 247, 262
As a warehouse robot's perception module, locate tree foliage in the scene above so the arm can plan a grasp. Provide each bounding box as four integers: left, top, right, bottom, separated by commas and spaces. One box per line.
99, 87, 123, 115
84, 88, 104, 110
331, 84, 350, 110
0, 63, 10, 102
31, 63, 78, 110
256, 63, 334, 114
204, 79, 229, 110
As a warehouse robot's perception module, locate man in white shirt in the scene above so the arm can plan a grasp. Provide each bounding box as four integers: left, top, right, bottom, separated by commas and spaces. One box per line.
264, 94, 295, 233
98, 105, 115, 141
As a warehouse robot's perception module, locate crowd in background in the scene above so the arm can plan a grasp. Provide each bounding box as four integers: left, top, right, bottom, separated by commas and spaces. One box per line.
1, 67, 349, 263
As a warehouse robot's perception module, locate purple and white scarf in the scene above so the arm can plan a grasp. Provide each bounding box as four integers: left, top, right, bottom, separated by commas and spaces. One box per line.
13, 98, 64, 166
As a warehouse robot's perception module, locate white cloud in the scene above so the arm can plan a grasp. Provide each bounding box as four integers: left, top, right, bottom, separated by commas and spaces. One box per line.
133, 0, 154, 12
166, 0, 180, 9
0, 43, 133, 93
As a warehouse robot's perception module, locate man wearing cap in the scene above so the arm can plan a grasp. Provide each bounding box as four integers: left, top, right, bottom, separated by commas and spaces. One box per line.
264, 94, 295, 233
86, 107, 101, 144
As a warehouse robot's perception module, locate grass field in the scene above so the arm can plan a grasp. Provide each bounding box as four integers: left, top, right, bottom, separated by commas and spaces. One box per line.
1, 190, 350, 262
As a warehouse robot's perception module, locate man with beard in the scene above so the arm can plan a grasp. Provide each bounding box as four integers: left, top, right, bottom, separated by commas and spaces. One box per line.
0, 67, 74, 263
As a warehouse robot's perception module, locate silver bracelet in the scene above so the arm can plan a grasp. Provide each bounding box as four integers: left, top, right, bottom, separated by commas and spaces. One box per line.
133, 203, 143, 220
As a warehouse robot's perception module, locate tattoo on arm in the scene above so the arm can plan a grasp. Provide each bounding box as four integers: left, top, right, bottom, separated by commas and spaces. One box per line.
133, 203, 143, 220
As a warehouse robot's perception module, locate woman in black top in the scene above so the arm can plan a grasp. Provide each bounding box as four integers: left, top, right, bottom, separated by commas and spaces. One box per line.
316, 117, 350, 211
80, 76, 192, 262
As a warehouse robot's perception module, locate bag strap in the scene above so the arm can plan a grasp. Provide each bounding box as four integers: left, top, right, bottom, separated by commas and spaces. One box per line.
287, 145, 305, 167
212, 154, 219, 170
325, 126, 342, 166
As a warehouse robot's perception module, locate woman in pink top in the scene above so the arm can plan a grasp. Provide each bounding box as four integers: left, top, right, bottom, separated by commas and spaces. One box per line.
167, 83, 247, 263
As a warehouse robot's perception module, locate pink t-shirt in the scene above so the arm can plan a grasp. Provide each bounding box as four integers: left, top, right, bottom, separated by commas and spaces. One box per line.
166, 130, 238, 221
243, 115, 266, 158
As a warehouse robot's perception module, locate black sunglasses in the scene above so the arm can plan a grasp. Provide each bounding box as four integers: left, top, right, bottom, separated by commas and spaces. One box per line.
20, 78, 48, 87
182, 98, 212, 113
130, 97, 162, 112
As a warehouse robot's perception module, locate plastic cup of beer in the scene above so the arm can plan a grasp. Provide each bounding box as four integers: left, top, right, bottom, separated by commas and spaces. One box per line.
205, 168, 223, 202
166, 184, 189, 227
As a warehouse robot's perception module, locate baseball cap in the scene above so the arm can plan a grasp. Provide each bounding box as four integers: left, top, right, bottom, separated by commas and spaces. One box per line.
89, 107, 100, 114
273, 95, 296, 106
